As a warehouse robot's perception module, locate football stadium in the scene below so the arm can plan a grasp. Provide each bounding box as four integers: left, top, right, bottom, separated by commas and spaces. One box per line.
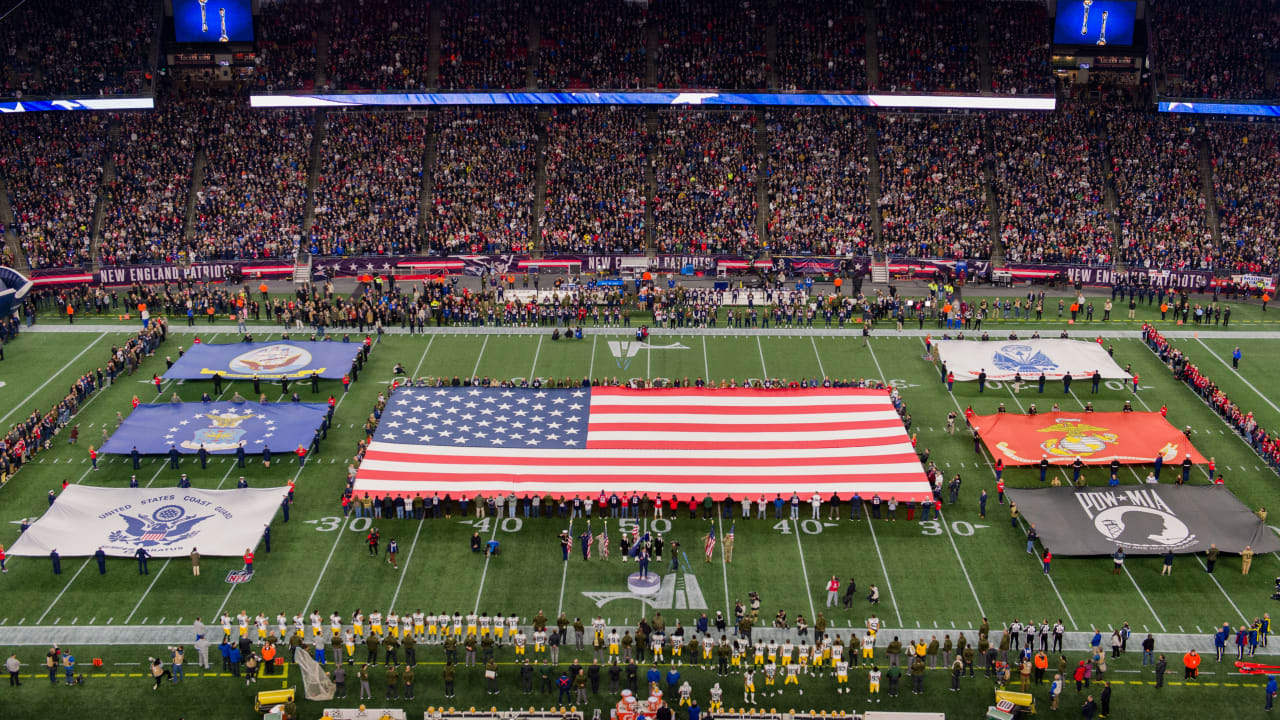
0, 2, 1279, 720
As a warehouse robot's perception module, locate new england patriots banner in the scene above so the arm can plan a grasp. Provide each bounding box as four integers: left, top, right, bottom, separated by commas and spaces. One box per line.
164, 341, 363, 380
7, 485, 288, 558
934, 339, 1130, 382
100, 402, 329, 455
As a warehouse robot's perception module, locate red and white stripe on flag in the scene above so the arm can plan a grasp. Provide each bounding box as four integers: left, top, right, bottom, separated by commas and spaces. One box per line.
353, 387, 932, 501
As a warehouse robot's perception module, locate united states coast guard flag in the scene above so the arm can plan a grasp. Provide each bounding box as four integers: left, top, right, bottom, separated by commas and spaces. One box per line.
100, 402, 329, 455
353, 386, 932, 501
8, 485, 289, 558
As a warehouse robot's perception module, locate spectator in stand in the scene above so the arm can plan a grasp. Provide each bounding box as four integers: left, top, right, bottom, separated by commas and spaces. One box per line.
655, 0, 766, 90
766, 109, 872, 256
1155, 0, 1278, 101
0, 115, 108, 269
98, 89, 202, 266
988, 2, 1053, 96
1209, 124, 1280, 274
430, 109, 536, 253
192, 99, 314, 261
310, 113, 428, 257
437, 0, 530, 90
876, 114, 991, 259
252, 0, 323, 92
1105, 111, 1214, 271
990, 111, 1114, 266
653, 110, 759, 255
536, 0, 648, 90
327, 0, 432, 91
0, 0, 155, 97
775, 0, 867, 92
541, 108, 649, 254
876, 0, 981, 93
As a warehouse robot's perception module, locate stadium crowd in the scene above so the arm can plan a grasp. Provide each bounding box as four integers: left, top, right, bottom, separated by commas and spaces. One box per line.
437, 0, 530, 90
97, 96, 201, 266
0, 115, 109, 269
328, 0, 433, 92
310, 112, 428, 257
541, 108, 649, 254
876, 114, 991, 259
990, 111, 1114, 266
1104, 112, 1214, 271
653, 111, 760, 255
0, 0, 154, 98
775, 1, 867, 92
655, 0, 767, 90
1154, 0, 1278, 100
253, 0, 323, 92
765, 110, 872, 256
875, 0, 981, 93
536, 0, 648, 90
429, 110, 537, 253
191, 102, 314, 261
988, 2, 1053, 96
1208, 123, 1280, 274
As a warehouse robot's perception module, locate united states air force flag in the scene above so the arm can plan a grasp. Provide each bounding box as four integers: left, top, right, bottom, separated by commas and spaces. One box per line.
100, 402, 329, 455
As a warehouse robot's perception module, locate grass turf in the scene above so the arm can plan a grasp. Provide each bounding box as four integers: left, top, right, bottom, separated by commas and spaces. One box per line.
0, 321, 1278, 719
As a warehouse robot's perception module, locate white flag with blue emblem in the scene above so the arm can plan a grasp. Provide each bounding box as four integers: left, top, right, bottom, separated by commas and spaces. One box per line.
934, 339, 1131, 382
8, 485, 289, 558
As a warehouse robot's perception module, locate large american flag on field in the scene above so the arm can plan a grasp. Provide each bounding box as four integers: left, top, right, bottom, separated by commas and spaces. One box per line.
352, 386, 931, 501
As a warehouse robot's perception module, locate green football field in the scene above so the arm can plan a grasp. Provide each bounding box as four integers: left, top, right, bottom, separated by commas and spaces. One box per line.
1, 315, 1279, 720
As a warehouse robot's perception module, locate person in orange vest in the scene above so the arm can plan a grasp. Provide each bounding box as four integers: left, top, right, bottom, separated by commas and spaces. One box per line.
1033, 650, 1049, 684
259, 283, 269, 300
66, 304, 74, 324
1183, 649, 1201, 679
243, 549, 255, 574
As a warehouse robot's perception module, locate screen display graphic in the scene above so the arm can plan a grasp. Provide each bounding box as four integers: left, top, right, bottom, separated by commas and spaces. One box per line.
174, 0, 254, 43
1053, 1, 1136, 47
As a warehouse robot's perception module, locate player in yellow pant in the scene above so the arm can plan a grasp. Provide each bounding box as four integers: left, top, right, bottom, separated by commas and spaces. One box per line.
868, 666, 881, 702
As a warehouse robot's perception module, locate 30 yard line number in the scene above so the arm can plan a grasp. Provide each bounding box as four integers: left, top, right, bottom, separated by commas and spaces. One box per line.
920, 520, 985, 537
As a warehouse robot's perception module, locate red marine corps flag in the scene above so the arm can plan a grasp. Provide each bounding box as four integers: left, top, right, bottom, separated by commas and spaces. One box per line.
970, 411, 1208, 466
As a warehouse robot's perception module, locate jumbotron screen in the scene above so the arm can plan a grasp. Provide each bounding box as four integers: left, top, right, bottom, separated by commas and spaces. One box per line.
174, 0, 254, 43
1053, 0, 1136, 47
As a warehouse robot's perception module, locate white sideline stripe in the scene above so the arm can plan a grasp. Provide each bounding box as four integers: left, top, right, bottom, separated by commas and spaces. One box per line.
791, 519, 817, 623
0, 332, 107, 428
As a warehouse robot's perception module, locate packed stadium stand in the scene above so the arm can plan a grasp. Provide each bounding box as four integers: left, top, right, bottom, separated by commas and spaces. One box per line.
0, 0, 1277, 276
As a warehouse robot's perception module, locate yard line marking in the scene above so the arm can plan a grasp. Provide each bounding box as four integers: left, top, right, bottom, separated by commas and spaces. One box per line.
555, 516, 575, 617
298, 515, 352, 615
528, 336, 544, 382
701, 337, 711, 381
716, 513, 732, 620
1122, 564, 1165, 631
470, 336, 489, 379
389, 517, 426, 612
0, 332, 107, 428
756, 336, 768, 378
862, 514, 903, 626
410, 335, 437, 379
472, 510, 504, 614
588, 335, 598, 380
935, 507, 985, 618
124, 560, 171, 623
810, 337, 826, 378
1195, 338, 1280, 415
791, 519, 818, 623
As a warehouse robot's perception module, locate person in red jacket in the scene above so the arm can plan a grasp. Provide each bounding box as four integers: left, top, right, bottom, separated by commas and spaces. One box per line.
1042, 551, 1052, 575
89, 446, 98, 471
826, 576, 840, 607
996, 477, 1006, 504
295, 445, 306, 467
243, 549, 254, 574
